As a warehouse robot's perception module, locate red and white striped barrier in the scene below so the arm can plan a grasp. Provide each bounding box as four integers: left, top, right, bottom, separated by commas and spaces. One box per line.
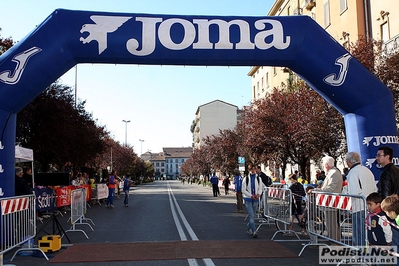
267, 188, 286, 199
1, 196, 29, 215
316, 193, 352, 210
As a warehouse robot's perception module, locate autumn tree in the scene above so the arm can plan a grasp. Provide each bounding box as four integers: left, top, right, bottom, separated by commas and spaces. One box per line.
243, 82, 345, 180
0, 28, 13, 55
16, 82, 108, 171
347, 35, 399, 127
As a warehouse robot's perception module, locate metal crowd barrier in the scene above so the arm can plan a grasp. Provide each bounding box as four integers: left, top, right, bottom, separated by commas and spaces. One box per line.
299, 190, 367, 256
0, 194, 48, 263
258, 186, 293, 238
65, 188, 93, 239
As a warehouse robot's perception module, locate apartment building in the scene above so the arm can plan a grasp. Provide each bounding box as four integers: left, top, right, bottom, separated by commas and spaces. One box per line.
248, 0, 399, 180
249, 0, 399, 101
192, 100, 238, 149
141, 147, 193, 179
163, 147, 193, 179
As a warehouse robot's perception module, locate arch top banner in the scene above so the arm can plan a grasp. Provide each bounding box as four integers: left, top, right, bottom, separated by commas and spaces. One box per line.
0, 9, 397, 196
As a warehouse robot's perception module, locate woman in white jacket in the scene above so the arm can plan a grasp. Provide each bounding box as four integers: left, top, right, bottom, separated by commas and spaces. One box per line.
242, 164, 264, 238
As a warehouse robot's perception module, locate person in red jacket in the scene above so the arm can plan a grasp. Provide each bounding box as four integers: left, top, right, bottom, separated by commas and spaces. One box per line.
106, 170, 117, 208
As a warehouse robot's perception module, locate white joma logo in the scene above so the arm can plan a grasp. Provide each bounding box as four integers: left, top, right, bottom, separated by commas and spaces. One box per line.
80, 16, 132, 54
323, 53, 352, 86
0, 47, 41, 85
80, 15, 291, 56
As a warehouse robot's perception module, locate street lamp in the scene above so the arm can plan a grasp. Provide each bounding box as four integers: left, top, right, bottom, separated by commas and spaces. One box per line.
139, 139, 144, 156
122, 120, 130, 146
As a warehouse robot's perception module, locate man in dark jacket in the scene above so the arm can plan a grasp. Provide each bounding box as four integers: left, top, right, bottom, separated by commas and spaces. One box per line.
255, 165, 272, 187
376, 145, 399, 250
15, 167, 31, 196
376, 146, 399, 199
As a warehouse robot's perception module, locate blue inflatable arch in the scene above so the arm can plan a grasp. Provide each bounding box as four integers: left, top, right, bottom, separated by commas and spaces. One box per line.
0, 9, 397, 196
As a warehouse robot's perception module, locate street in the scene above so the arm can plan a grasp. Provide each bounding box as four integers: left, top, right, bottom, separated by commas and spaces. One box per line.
4, 180, 320, 265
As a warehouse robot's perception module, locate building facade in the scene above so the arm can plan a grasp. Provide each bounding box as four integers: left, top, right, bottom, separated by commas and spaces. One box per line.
247, 0, 399, 181
163, 147, 193, 179
249, 0, 399, 102
192, 100, 238, 149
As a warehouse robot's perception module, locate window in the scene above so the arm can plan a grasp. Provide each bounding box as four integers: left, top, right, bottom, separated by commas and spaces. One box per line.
257, 81, 259, 93
156, 162, 159, 166
161, 162, 164, 166
266, 72, 269, 88
261, 77, 264, 92
323, 0, 331, 28
273, 67, 277, 76
381, 22, 389, 43
340, 0, 347, 13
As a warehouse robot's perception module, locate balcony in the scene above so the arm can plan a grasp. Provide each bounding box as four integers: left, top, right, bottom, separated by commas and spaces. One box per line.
382, 34, 399, 56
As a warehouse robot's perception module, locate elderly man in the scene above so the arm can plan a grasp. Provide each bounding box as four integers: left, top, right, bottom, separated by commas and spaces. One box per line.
308, 155, 342, 241
345, 151, 377, 247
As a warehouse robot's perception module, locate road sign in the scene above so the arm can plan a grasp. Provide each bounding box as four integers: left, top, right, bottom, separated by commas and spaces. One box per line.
238, 157, 245, 164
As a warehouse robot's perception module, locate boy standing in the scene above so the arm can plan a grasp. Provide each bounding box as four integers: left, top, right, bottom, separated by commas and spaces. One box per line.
381, 194, 399, 227
366, 192, 392, 246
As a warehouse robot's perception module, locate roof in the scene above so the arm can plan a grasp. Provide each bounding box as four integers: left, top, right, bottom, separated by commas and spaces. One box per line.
163, 147, 193, 158
195, 99, 238, 115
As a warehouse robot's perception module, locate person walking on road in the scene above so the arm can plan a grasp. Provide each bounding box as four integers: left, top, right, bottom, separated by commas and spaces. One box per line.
222, 176, 230, 195
123, 174, 133, 207
234, 170, 244, 213
210, 173, 219, 197
242, 164, 263, 238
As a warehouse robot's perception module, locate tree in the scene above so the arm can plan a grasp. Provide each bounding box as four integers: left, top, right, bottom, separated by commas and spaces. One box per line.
0, 28, 14, 55
16, 82, 108, 171
203, 129, 240, 176
243, 82, 345, 180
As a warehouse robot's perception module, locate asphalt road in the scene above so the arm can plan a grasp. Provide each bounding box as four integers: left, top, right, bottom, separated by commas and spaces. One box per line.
2, 180, 320, 266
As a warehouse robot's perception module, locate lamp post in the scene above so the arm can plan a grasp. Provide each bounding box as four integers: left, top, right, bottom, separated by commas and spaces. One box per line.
122, 120, 130, 146
139, 139, 144, 156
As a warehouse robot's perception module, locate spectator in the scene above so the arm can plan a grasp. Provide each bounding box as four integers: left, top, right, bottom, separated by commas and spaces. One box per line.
366, 192, 392, 246
22, 166, 33, 188
381, 194, 399, 227
15, 167, 31, 196
342, 167, 348, 182
255, 165, 272, 187
376, 146, 399, 250
285, 173, 306, 236
242, 164, 263, 238
106, 170, 117, 208
345, 151, 377, 247
234, 170, 244, 213
376, 146, 399, 200
308, 155, 342, 241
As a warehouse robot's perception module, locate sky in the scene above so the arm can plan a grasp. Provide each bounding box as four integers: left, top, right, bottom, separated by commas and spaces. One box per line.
0, 0, 275, 155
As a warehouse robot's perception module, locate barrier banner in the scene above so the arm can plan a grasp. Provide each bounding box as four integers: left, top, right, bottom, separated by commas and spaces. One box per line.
34, 187, 53, 212
56, 186, 74, 207
96, 184, 108, 200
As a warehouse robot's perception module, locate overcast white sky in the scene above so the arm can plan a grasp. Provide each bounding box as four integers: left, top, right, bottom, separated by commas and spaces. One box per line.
1, 0, 274, 155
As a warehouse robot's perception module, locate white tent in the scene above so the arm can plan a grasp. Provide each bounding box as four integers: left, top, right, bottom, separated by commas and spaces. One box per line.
15, 145, 34, 188
15, 146, 34, 162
